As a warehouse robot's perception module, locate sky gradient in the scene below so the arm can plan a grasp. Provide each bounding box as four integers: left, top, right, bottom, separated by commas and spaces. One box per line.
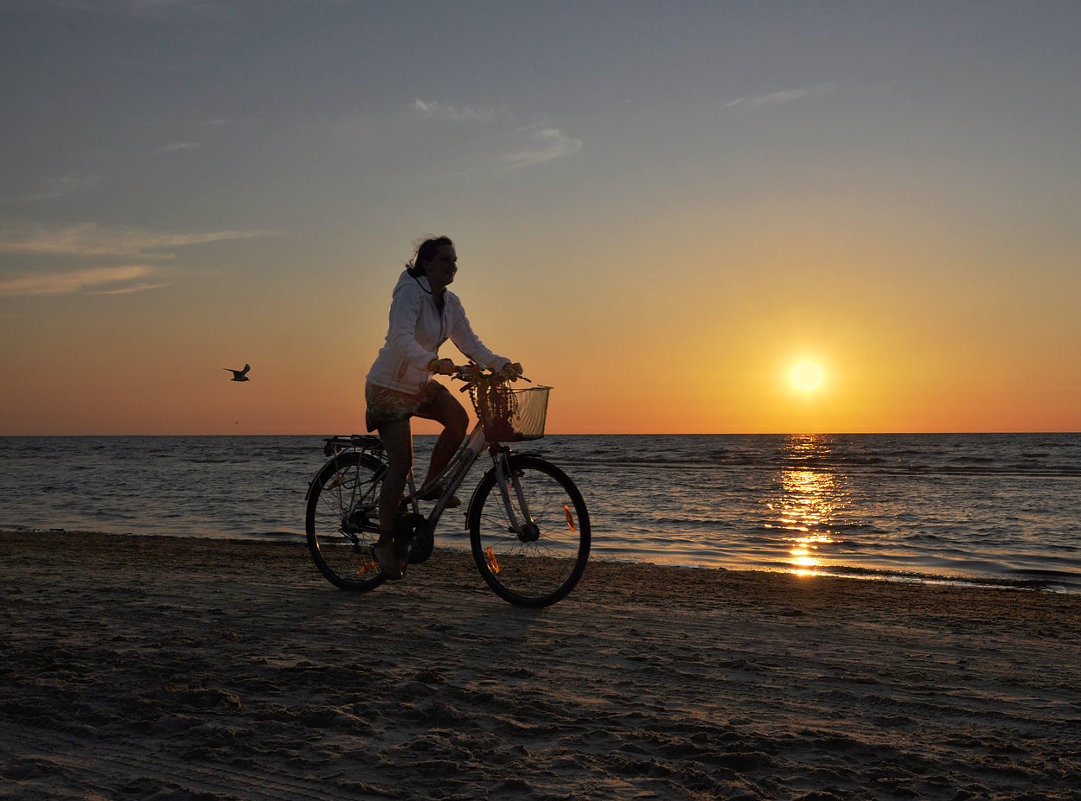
3, 1, 1080, 435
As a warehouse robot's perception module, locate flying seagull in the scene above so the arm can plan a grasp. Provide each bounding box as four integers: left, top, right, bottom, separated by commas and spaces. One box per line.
225, 364, 251, 382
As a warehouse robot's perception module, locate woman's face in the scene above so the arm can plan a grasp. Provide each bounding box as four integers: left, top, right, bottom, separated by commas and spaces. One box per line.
424, 245, 458, 289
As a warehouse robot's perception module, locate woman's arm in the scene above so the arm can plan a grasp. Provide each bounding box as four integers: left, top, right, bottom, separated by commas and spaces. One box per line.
447, 295, 509, 370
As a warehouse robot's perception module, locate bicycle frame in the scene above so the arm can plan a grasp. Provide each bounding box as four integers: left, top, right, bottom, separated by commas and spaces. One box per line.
315, 421, 531, 543
314, 369, 539, 545
406, 424, 487, 524
407, 422, 532, 540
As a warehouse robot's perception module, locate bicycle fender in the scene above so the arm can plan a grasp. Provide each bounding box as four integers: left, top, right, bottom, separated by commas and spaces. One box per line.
304, 451, 387, 502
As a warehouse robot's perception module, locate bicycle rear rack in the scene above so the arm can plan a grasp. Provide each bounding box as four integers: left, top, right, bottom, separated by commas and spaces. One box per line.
322, 434, 384, 457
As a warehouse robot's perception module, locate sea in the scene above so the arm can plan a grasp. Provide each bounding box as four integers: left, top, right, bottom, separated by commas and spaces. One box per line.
2, 433, 1079, 593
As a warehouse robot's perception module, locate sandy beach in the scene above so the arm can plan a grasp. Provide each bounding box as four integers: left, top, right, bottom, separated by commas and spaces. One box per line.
2, 530, 1079, 800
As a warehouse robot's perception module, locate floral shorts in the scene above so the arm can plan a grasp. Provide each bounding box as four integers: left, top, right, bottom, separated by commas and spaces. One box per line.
365, 381, 449, 432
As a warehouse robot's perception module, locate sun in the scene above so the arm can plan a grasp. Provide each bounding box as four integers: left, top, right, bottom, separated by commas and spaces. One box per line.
790, 360, 825, 393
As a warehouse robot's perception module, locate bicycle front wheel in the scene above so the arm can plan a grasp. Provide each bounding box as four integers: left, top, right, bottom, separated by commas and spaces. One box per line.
305, 450, 387, 592
468, 454, 590, 607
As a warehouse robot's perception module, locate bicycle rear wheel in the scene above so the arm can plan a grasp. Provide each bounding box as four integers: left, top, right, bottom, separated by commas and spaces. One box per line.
468, 454, 590, 607
305, 450, 387, 592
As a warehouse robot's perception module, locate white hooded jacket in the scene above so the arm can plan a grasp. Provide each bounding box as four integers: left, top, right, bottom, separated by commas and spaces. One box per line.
366, 270, 509, 394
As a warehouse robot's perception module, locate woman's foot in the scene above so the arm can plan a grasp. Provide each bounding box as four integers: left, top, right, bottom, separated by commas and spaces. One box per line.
417, 483, 460, 508
371, 542, 403, 580
415, 482, 458, 505
417, 482, 443, 501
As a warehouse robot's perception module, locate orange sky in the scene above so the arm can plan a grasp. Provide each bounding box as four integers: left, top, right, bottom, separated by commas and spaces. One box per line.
4, 212, 1078, 435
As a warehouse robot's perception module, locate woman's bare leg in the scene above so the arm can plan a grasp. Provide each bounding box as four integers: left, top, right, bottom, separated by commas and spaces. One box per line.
416, 391, 469, 489
373, 418, 412, 577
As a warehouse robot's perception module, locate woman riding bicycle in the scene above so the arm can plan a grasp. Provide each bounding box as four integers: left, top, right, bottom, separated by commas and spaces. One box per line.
366, 236, 521, 578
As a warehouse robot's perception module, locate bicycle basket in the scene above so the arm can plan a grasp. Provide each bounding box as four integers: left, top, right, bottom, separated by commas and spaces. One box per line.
469, 382, 550, 442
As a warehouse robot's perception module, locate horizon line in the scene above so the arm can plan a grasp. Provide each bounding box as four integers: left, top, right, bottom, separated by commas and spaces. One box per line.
2, 430, 1079, 438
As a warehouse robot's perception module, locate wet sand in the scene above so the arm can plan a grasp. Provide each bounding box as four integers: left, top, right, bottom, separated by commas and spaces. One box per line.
2, 530, 1079, 800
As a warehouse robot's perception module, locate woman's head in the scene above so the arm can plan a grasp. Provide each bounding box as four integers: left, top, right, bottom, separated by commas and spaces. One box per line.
410, 236, 455, 276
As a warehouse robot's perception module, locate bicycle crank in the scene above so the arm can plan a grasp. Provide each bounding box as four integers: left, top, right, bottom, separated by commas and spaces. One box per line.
393, 512, 435, 565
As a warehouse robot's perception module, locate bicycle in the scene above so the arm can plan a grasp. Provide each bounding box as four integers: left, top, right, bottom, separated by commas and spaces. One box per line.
304, 368, 591, 607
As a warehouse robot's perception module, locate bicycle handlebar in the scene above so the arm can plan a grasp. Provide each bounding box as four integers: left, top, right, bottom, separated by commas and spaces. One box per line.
446, 363, 531, 388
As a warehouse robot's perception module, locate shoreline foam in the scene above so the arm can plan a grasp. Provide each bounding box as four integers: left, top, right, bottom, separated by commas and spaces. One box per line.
5, 524, 1078, 595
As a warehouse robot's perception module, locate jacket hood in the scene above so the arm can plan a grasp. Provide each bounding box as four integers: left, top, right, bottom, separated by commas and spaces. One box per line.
393, 269, 430, 297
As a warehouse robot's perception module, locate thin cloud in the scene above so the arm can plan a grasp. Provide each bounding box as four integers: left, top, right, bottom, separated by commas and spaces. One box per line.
501, 127, 583, 171
4, 174, 105, 203
90, 281, 170, 295
408, 100, 582, 171
157, 141, 201, 153
725, 82, 838, 109
0, 265, 161, 298
0, 222, 275, 258
410, 98, 500, 123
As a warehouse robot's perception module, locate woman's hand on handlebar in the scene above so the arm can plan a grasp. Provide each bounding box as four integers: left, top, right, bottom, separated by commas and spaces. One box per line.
428, 357, 458, 375
498, 362, 524, 381
456, 362, 482, 382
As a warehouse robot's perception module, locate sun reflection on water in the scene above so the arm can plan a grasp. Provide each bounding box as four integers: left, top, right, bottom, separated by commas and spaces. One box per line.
763, 435, 847, 577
